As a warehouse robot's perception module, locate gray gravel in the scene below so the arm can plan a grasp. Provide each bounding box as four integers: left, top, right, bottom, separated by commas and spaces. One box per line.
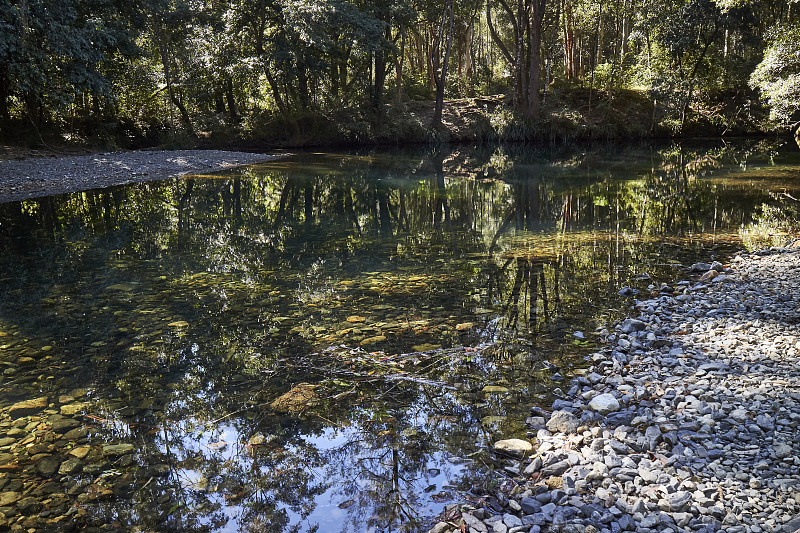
433, 244, 800, 533
0, 149, 279, 203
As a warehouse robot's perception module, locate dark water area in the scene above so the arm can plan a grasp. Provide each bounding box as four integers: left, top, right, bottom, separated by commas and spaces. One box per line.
0, 140, 798, 532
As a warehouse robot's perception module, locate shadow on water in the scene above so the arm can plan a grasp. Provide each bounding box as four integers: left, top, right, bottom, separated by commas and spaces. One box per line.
0, 139, 798, 531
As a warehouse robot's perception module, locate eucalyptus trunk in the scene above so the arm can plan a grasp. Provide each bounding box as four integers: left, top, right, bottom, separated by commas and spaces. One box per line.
527, 0, 546, 118
432, 0, 455, 128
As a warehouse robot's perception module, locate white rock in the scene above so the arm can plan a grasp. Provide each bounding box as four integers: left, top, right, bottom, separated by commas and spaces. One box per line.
589, 393, 620, 414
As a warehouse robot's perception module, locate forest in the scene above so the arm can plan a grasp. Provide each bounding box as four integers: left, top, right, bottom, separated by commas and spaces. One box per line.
0, 0, 798, 147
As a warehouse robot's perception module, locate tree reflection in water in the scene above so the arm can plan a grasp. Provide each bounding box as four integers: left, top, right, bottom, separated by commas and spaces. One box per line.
0, 141, 798, 531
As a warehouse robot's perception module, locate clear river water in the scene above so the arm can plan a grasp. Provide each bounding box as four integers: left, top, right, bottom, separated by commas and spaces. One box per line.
0, 140, 798, 532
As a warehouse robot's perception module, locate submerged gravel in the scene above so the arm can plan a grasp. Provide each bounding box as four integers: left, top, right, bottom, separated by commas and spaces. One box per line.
0, 149, 279, 203
433, 245, 800, 533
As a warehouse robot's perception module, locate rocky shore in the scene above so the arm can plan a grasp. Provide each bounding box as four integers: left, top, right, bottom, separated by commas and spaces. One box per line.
0, 149, 279, 203
431, 245, 800, 533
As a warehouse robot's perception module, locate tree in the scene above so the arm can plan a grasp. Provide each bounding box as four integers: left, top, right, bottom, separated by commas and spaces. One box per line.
0, 0, 141, 125
431, 0, 454, 127
750, 23, 800, 139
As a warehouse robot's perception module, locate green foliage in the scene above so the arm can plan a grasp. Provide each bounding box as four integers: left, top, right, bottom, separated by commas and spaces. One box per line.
0, 0, 792, 145
750, 24, 800, 128
0, 0, 140, 118
740, 202, 800, 251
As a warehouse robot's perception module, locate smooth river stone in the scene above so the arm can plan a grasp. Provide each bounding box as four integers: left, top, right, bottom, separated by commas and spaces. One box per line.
102, 444, 135, 456
8, 397, 48, 418
494, 439, 533, 458
589, 393, 621, 414
51, 418, 80, 433
34, 456, 61, 477
60, 402, 90, 416
69, 446, 90, 459
0, 492, 21, 506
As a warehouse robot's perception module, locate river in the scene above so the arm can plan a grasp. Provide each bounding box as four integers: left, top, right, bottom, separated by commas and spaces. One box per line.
0, 140, 798, 532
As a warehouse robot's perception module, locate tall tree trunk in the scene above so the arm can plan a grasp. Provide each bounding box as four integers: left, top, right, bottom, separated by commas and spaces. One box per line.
680, 24, 720, 133
515, 0, 525, 107
487, 0, 523, 107
588, 1, 602, 111
527, 0, 546, 118
159, 41, 195, 137
265, 68, 300, 141
225, 75, 239, 124
374, 24, 389, 125
0, 65, 9, 122
432, 0, 455, 128
563, 0, 575, 79
395, 31, 405, 102
214, 85, 226, 114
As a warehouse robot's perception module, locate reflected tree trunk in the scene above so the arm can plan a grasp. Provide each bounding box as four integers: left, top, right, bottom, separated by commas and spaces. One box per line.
304, 181, 314, 226
378, 181, 392, 235
490, 207, 517, 253
431, 154, 450, 230
275, 177, 299, 228
398, 191, 409, 232
177, 179, 195, 253
345, 179, 360, 233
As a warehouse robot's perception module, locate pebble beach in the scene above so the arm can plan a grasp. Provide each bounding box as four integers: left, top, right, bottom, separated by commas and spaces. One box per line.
431, 245, 800, 533
0, 150, 278, 203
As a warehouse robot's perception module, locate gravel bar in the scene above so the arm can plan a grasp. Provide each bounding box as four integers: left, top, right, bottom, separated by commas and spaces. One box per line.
432, 245, 800, 533
0, 149, 280, 203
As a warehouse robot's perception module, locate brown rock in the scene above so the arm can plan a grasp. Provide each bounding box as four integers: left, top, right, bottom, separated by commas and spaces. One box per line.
359, 335, 386, 346
269, 383, 319, 414
0, 491, 21, 506
8, 397, 48, 418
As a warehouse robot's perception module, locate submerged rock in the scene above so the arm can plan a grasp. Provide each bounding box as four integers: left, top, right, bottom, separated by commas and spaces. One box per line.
0, 492, 21, 506
269, 383, 319, 414
493, 438, 532, 458
8, 397, 48, 418
34, 456, 61, 477
102, 444, 135, 456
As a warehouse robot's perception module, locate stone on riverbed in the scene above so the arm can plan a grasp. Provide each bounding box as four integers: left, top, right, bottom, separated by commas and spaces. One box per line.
60, 402, 90, 416
50, 418, 80, 434
619, 318, 647, 333
0, 492, 21, 506
588, 393, 620, 414
58, 458, 82, 475
493, 439, 532, 458
68, 446, 90, 459
774, 442, 793, 459
461, 512, 488, 532
546, 410, 579, 434
102, 444, 135, 456
34, 456, 61, 477
7, 397, 48, 418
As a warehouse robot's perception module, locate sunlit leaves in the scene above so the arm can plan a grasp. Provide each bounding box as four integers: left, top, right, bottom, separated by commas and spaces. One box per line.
750, 24, 800, 126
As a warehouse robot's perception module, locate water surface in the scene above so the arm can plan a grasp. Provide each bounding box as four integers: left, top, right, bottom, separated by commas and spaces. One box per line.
0, 140, 798, 532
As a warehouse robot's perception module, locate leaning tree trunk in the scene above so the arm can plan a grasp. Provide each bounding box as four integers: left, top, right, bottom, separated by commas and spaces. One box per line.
159, 42, 195, 138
